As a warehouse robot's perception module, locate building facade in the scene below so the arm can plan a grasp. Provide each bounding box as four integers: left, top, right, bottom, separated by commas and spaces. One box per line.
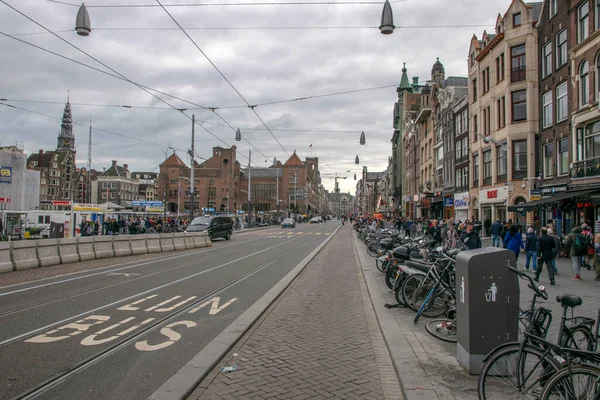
0, 145, 40, 211
453, 95, 471, 222
468, 0, 542, 231
93, 161, 140, 207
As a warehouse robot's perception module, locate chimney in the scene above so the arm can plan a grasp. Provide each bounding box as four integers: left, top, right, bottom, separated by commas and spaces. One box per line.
103, 166, 107, 173
39, 149, 44, 155
111, 160, 117, 168
123, 164, 128, 170
413, 77, 419, 85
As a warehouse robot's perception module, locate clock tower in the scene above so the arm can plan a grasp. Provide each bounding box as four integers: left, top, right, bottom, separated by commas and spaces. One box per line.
56, 95, 75, 153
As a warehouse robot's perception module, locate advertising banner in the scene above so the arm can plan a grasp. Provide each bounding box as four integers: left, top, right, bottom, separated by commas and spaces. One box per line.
0, 166, 13, 184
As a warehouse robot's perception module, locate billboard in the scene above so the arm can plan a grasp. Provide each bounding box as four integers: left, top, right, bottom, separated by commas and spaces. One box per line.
0, 166, 12, 183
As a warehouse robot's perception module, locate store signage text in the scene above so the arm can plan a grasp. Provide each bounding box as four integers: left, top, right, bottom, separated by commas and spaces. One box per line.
487, 190, 498, 199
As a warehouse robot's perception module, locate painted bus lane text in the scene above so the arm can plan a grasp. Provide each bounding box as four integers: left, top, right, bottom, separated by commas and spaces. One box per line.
24, 295, 238, 352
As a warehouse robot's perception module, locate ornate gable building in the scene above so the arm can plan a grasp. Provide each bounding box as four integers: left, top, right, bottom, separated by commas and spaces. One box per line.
27, 97, 77, 210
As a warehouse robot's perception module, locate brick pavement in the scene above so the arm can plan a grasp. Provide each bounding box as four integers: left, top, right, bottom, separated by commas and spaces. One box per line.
189, 225, 403, 400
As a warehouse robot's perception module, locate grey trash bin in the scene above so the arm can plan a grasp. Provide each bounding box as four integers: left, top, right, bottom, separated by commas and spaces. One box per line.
455, 247, 520, 374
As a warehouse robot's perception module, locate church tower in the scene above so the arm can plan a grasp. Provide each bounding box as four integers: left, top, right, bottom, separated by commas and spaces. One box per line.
431, 57, 445, 86
57, 95, 75, 153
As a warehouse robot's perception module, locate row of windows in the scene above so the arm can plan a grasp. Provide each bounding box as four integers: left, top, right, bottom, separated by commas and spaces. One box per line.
541, 82, 568, 129
540, 29, 567, 79
543, 139, 570, 178
577, 1, 600, 44
101, 182, 137, 191
472, 141, 528, 187
473, 90, 527, 140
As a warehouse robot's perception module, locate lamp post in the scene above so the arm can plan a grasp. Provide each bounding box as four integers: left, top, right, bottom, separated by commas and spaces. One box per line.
161, 146, 175, 221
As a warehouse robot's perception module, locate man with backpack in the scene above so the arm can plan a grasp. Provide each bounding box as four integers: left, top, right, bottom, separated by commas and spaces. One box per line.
564, 224, 588, 280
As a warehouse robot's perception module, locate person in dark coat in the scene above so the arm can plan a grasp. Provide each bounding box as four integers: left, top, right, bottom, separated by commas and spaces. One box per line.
484, 216, 491, 237
524, 227, 538, 271
427, 219, 442, 244
535, 227, 556, 285
461, 222, 482, 250
490, 219, 503, 247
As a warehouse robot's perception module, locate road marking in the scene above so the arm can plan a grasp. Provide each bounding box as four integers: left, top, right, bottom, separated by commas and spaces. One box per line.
25, 315, 111, 343
117, 295, 158, 311
145, 296, 182, 312
107, 272, 141, 277
296, 232, 303, 235
315, 233, 321, 235
81, 317, 155, 346
325, 233, 331, 235
135, 321, 197, 352
154, 296, 197, 313
188, 297, 237, 315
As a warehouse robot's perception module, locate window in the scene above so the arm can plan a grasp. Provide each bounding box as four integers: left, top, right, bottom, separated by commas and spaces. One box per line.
512, 90, 527, 122
483, 108, 487, 135
500, 53, 505, 81
578, 2, 589, 43
483, 150, 492, 185
463, 168, 468, 189
549, 0, 557, 18
495, 56, 500, 83
461, 109, 468, 133
473, 154, 479, 186
513, 12, 521, 27
110, 192, 115, 199
455, 116, 461, 136
556, 82, 568, 122
584, 121, 600, 159
111, 182, 116, 189
513, 140, 527, 179
556, 29, 567, 68
455, 169, 461, 189
482, 66, 490, 93
597, 52, 600, 96
542, 41, 552, 78
497, 97, 506, 129
544, 143, 554, 177
542, 90, 553, 128
486, 106, 491, 135
497, 146, 507, 181
558, 139, 569, 175
472, 78, 478, 101
511, 44, 526, 82
579, 61, 590, 107
456, 139, 462, 160
102, 182, 107, 189
597, 0, 600, 30
473, 115, 478, 141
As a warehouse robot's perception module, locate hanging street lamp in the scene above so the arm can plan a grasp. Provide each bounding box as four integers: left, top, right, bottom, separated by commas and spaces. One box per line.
235, 127, 242, 142
354, 173, 357, 180
359, 130, 366, 145
355, 155, 360, 164
379, 0, 395, 35
75, 3, 91, 36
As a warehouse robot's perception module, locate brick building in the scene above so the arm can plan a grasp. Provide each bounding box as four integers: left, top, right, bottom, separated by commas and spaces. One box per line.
92, 161, 139, 207
468, 0, 542, 231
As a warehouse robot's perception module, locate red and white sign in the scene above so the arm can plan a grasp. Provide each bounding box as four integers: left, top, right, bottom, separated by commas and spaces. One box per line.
0, 197, 10, 203
52, 201, 72, 206
487, 190, 498, 199
479, 187, 508, 204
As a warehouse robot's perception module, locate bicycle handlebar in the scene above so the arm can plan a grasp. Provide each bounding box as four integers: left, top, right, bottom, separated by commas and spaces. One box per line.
508, 265, 548, 300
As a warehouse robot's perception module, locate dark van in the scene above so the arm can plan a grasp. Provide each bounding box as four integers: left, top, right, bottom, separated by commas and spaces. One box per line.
186, 216, 233, 241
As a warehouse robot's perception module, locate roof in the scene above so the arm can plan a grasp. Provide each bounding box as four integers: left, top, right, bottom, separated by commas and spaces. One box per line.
27, 150, 71, 167
160, 152, 187, 167
529, 1, 543, 23
284, 151, 304, 167
443, 77, 468, 88
100, 163, 129, 178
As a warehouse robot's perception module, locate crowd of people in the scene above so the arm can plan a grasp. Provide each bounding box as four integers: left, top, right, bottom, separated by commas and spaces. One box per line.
79, 216, 189, 236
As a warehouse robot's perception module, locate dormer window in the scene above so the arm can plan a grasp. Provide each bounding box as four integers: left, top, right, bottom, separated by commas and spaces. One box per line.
513, 13, 521, 27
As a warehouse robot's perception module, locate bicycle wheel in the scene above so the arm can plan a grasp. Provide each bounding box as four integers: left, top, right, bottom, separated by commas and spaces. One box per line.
376, 258, 386, 273
367, 245, 378, 257
385, 265, 399, 290
425, 319, 457, 343
401, 274, 424, 312
412, 281, 449, 319
540, 364, 600, 399
478, 344, 561, 400
562, 326, 594, 351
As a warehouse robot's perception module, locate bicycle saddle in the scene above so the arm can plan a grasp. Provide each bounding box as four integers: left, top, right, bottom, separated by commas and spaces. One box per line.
556, 294, 582, 308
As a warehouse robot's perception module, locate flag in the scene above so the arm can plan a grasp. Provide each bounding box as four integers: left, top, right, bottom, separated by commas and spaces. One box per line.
309, 144, 313, 148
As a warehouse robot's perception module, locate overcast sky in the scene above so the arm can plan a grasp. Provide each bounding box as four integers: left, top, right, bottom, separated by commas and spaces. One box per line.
1, 0, 512, 194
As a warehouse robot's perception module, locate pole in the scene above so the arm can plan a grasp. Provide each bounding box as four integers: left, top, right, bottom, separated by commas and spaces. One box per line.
276, 167, 279, 215
190, 115, 195, 222
163, 148, 168, 221
248, 150, 251, 223
294, 170, 297, 214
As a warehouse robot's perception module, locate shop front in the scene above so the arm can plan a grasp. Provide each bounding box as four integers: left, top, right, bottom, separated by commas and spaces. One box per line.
479, 187, 508, 223
454, 192, 469, 223
418, 197, 430, 219
430, 195, 443, 219
443, 196, 454, 220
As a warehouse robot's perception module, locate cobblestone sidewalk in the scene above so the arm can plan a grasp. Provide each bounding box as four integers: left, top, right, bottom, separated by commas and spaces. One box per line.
189, 226, 403, 400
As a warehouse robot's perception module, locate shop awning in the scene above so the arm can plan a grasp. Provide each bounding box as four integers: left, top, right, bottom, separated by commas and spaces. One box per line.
507, 189, 598, 212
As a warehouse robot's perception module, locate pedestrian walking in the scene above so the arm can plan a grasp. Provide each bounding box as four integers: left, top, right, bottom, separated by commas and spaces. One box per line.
504, 225, 524, 262
548, 228, 562, 275
594, 233, 600, 281
564, 225, 588, 280
484, 216, 491, 237
524, 227, 538, 271
490, 219, 503, 247
535, 227, 556, 285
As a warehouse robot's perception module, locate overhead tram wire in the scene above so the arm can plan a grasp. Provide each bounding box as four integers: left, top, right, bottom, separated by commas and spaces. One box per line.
0, 101, 206, 157
0, 3, 266, 167
47, 1, 408, 8
155, 0, 290, 158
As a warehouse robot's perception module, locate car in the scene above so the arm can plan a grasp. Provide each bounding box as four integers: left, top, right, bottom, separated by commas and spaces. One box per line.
281, 218, 296, 228
186, 216, 233, 240
309, 217, 320, 224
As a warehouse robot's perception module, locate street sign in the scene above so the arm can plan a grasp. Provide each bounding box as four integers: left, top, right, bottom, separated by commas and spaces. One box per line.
132, 200, 163, 207
529, 189, 542, 201
52, 201, 72, 206
0, 197, 10, 203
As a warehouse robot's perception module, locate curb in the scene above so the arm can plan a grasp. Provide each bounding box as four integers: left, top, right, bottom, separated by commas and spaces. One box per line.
148, 224, 343, 400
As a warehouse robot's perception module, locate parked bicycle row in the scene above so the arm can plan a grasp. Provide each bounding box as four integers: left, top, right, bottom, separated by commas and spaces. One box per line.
355, 219, 600, 399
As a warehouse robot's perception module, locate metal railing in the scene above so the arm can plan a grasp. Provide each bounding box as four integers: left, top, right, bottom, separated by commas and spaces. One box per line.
570, 157, 600, 179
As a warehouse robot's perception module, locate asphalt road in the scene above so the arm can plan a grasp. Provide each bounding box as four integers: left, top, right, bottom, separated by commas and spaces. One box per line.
0, 221, 339, 400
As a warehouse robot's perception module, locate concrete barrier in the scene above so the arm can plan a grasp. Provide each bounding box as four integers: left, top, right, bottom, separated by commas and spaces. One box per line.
37, 238, 61, 267
146, 235, 162, 254
58, 238, 79, 264
172, 233, 186, 251
160, 233, 175, 252
94, 236, 114, 259
113, 235, 132, 257
183, 233, 195, 249
11, 241, 39, 271
193, 232, 206, 248
77, 237, 95, 261
204, 232, 212, 247
130, 234, 148, 255
0, 242, 13, 273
